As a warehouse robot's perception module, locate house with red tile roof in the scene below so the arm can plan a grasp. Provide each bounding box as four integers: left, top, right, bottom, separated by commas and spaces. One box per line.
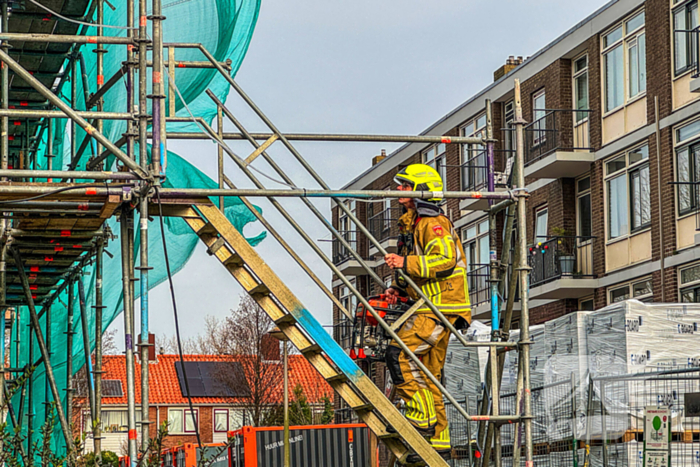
77, 353, 333, 453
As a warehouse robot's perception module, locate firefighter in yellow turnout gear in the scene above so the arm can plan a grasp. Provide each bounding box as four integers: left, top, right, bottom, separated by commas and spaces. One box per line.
384, 164, 471, 464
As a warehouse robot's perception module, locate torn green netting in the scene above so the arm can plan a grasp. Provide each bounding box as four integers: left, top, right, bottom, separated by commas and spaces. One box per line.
8, 0, 262, 458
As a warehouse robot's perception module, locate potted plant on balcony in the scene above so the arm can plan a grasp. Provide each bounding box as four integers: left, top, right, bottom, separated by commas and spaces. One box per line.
551, 227, 575, 276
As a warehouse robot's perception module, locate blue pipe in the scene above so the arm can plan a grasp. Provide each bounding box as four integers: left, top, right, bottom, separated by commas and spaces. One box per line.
490, 250, 499, 332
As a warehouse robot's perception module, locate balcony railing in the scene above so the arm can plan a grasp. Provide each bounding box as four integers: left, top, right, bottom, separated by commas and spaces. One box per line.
368, 207, 403, 243
528, 236, 595, 287
675, 26, 700, 78
525, 109, 593, 166
467, 263, 490, 307
332, 230, 360, 264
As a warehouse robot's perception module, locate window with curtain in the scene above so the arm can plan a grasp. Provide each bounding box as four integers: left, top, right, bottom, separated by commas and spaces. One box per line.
676, 119, 700, 216
674, 0, 699, 76
609, 277, 653, 304
167, 408, 198, 434
603, 10, 646, 112
605, 144, 649, 239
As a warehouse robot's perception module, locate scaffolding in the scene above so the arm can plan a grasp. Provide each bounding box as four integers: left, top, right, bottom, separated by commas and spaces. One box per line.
0, 1, 535, 466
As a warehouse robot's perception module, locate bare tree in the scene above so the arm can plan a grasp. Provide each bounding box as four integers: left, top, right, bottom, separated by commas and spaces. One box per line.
216, 294, 283, 426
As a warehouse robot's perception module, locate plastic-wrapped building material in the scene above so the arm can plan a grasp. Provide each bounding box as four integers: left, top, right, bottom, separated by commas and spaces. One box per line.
543, 312, 590, 441
588, 442, 643, 467
501, 325, 547, 445
444, 320, 491, 402
502, 325, 546, 393
672, 442, 700, 466
444, 321, 490, 444
587, 300, 700, 433
550, 449, 580, 466
501, 454, 549, 467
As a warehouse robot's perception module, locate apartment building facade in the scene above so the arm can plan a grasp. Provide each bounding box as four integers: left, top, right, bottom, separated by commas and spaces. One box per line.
330, 0, 700, 421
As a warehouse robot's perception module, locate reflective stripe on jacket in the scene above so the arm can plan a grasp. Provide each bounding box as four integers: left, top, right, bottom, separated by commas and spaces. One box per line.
396, 208, 471, 323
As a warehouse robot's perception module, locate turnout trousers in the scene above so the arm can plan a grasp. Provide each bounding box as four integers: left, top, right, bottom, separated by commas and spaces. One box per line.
386, 313, 457, 450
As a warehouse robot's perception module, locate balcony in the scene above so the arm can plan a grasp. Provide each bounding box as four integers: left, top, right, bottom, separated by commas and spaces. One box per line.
332, 231, 369, 276
528, 236, 597, 299
524, 109, 594, 180
368, 207, 403, 255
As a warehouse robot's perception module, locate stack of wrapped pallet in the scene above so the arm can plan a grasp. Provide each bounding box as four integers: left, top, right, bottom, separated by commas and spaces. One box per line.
587, 442, 643, 467
543, 311, 590, 441
501, 325, 547, 445
586, 300, 700, 432
443, 320, 491, 443
444, 320, 490, 403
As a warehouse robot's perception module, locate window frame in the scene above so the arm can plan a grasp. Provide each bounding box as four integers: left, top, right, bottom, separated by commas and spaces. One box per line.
680, 262, 700, 302
214, 409, 230, 433
604, 143, 651, 241
601, 9, 647, 115
532, 89, 547, 146
461, 219, 490, 270
460, 113, 487, 191
607, 276, 654, 304
673, 0, 699, 78
422, 143, 447, 184
534, 206, 549, 244
573, 53, 590, 124
167, 408, 198, 434
674, 118, 700, 217
576, 175, 592, 239
578, 296, 595, 311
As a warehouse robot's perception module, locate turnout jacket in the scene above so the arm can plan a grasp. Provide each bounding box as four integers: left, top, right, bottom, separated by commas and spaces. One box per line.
393, 201, 471, 326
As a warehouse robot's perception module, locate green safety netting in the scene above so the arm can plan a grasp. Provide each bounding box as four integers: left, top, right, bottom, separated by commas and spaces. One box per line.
8, 0, 263, 458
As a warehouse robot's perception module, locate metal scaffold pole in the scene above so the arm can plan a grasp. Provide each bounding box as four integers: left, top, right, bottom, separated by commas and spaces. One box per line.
66, 280, 74, 441
513, 78, 534, 467
121, 209, 138, 465
94, 237, 104, 457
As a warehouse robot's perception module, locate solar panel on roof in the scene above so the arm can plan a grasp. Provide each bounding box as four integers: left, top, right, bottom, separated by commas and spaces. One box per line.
174, 361, 251, 398
101, 380, 123, 397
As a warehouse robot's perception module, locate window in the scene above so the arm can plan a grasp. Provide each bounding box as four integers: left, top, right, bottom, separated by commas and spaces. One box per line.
460, 114, 487, 191
340, 277, 357, 313
574, 55, 589, 123
384, 276, 393, 288
577, 176, 592, 238
382, 188, 391, 231
532, 90, 547, 145
214, 409, 243, 433
579, 296, 595, 311
676, 119, 700, 215
461, 219, 489, 270
422, 144, 447, 183
535, 207, 548, 243
608, 277, 653, 304
680, 263, 700, 302
168, 408, 198, 434
602, 10, 646, 112
605, 144, 650, 239
504, 100, 515, 153
85, 410, 142, 433
674, 1, 699, 76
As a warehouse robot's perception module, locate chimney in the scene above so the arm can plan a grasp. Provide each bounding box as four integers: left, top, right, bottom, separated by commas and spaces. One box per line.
137, 333, 157, 362
261, 333, 281, 361
493, 56, 524, 82
372, 149, 387, 166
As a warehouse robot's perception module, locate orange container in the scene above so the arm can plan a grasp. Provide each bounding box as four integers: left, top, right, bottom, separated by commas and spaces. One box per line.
227, 424, 370, 467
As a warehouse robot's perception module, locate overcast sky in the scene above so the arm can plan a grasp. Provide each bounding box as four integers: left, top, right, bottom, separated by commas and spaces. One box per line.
110, 0, 612, 347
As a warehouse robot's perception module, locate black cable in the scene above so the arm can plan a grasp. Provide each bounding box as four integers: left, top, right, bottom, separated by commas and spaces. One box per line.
0, 183, 131, 204
154, 187, 204, 451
